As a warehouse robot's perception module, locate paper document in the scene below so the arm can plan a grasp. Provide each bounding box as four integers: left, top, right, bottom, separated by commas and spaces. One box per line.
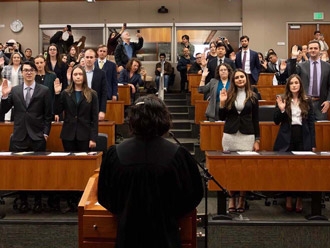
73, 152, 88, 156
14, 151, 34, 155
291, 151, 316, 155
47, 152, 70, 156
237, 151, 259, 155
0, 152, 12, 156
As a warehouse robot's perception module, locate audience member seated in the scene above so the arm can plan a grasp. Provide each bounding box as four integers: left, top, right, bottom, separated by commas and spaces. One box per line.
266, 52, 289, 85
155, 53, 173, 93
188, 52, 203, 74
198, 63, 233, 121
118, 58, 144, 103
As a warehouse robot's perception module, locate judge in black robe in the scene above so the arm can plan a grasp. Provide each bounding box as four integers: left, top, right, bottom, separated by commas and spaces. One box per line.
98, 95, 204, 248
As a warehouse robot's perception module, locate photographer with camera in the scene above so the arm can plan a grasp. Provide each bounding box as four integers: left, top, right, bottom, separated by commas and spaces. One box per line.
215, 36, 234, 58
50, 25, 74, 54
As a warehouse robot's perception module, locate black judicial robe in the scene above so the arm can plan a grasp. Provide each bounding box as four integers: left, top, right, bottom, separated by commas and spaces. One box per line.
98, 136, 204, 248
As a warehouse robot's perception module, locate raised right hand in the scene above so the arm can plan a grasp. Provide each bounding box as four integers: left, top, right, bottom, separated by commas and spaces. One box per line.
54, 78, 62, 94
1, 79, 12, 97
219, 88, 227, 103
291, 45, 299, 58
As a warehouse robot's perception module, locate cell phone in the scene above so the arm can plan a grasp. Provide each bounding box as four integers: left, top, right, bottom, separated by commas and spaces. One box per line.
137, 29, 140, 33
81, 49, 85, 53
123, 23, 127, 28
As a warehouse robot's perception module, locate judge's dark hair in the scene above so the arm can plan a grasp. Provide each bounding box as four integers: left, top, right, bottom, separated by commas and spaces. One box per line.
128, 95, 172, 137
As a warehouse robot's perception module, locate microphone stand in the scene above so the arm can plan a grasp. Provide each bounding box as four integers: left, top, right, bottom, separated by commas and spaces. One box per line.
169, 132, 232, 248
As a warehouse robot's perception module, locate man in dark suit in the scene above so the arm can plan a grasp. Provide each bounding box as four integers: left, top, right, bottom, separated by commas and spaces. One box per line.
114, 30, 143, 72
289, 41, 330, 120
84, 48, 108, 121
235, 35, 261, 85
94, 45, 118, 101
0, 61, 52, 212
205, 42, 236, 85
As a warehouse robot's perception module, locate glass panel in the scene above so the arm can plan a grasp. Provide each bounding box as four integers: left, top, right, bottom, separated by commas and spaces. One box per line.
41, 28, 103, 54
107, 27, 172, 62
176, 28, 240, 60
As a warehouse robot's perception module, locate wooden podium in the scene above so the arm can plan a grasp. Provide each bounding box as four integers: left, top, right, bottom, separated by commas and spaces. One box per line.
78, 172, 197, 248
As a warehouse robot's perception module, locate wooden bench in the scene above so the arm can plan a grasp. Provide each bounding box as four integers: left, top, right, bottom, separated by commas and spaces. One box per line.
257, 85, 285, 101
105, 100, 125, 124
257, 73, 275, 86
200, 121, 330, 152
206, 151, 330, 219
194, 100, 276, 124
0, 121, 115, 152
187, 74, 201, 92
118, 85, 131, 105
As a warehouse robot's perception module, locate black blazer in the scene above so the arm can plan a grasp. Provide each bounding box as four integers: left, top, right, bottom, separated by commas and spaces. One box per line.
90, 67, 108, 113
54, 90, 99, 142
206, 57, 236, 85
0, 83, 52, 141
273, 99, 315, 151
219, 97, 260, 139
94, 60, 118, 100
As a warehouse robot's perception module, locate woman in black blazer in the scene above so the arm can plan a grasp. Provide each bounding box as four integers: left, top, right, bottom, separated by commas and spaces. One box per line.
54, 65, 99, 152
219, 69, 260, 214
273, 74, 315, 213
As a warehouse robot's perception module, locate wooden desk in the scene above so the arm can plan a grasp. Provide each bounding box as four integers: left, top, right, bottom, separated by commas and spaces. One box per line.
190, 85, 204, 106
0, 121, 115, 152
0, 152, 102, 191
187, 74, 201, 92
118, 85, 131, 105
257, 73, 275, 86
200, 121, 330, 152
105, 100, 124, 124
194, 100, 276, 124
256, 85, 285, 101
78, 173, 197, 248
206, 151, 330, 218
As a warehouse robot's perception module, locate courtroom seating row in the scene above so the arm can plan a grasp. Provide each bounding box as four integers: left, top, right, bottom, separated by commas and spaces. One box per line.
199, 121, 330, 152
0, 121, 116, 152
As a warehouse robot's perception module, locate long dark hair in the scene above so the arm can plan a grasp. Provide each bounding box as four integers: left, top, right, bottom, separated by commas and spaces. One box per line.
283, 74, 310, 119
225, 69, 257, 110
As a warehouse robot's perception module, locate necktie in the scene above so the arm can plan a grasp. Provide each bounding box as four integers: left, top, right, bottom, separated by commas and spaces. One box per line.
312, 61, 318, 96
99, 60, 104, 69
242, 51, 247, 70
218, 59, 223, 66
25, 86, 31, 107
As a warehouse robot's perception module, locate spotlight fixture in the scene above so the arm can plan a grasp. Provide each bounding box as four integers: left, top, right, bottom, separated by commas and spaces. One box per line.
86, 0, 95, 2
158, 6, 168, 14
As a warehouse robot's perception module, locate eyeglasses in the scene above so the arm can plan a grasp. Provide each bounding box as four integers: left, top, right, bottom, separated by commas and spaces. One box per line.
22, 69, 36, 73
49, 48, 57, 51
219, 69, 228, 72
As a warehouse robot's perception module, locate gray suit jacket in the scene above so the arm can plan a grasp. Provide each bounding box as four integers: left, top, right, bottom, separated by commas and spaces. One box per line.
0, 83, 52, 141
289, 58, 330, 109
198, 78, 230, 121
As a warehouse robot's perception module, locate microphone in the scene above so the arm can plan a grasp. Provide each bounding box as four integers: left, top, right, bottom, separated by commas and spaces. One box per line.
168, 131, 181, 146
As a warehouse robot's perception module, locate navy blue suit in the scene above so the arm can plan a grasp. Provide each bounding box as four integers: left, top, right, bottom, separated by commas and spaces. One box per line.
206, 57, 236, 85
235, 49, 260, 85
95, 60, 118, 100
